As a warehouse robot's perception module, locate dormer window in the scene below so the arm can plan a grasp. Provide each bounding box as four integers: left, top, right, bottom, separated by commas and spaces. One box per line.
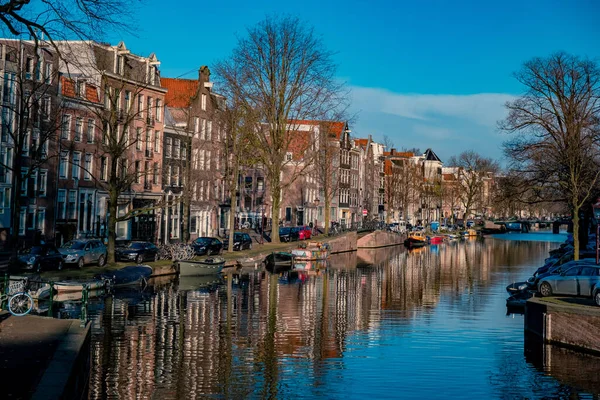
286, 152, 293, 162
116, 55, 124, 75
75, 80, 85, 97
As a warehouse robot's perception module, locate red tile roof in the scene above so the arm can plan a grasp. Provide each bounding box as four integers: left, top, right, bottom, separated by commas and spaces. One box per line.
354, 138, 369, 148
61, 76, 100, 103
287, 130, 312, 161
443, 173, 456, 181
162, 77, 199, 108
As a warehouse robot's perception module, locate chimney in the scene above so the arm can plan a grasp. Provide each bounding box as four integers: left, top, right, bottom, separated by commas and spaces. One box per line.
199, 65, 211, 82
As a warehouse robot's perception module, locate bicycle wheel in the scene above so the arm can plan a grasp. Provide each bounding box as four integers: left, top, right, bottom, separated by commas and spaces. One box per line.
8, 292, 33, 316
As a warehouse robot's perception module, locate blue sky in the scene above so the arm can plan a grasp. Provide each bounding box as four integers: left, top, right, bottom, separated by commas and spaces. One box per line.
114, 0, 599, 164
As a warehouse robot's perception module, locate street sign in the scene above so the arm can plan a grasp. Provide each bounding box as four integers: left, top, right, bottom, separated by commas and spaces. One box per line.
362, 209, 368, 216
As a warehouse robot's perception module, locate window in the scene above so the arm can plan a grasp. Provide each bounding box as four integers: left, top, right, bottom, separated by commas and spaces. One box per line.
165, 137, 172, 158
104, 86, 111, 109
580, 267, 598, 276
207, 120, 212, 140
194, 117, 199, 135
136, 128, 142, 150
122, 126, 129, 146
156, 99, 161, 121
41, 96, 50, 120
39, 170, 47, 195
206, 150, 211, 170
181, 143, 187, 160
72, 152, 81, 180
146, 129, 152, 152
67, 190, 77, 219
564, 267, 581, 277
116, 55, 124, 75
138, 94, 144, 118
100, 157, 107, 181
22, 130, 30, 156
199, 149, 205, 170
201, 93, 207, 110
84, 154, 92, 180
44, 63, 52, 84
18, 208, 26, 235
166, 165, 172, 186
0, 187, 10, 208
201, 119, 206, 140
173, 139, 180, 159
75, 118, 83, 142
286, 152, 293, 161
87, 119, 95, 143
153, 163, 159, 184
61, 114, 71, 140
57, 190, 66, 219
124, 90, 131, 112
135, 161, 141, 183
37, 208, 45, 233
59, 151, 69, 179
174, 166, 179, 186
147, 97, 152, 119
285, 207, 292, 222
20, 168, 27, 196
25, 57, 33, 80
190, 216, 197, 233
257, 177, 264, 191
154, 131, 160, 153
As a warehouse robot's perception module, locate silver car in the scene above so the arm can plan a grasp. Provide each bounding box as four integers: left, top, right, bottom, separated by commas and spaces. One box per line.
538, 264, 600, 306
59, 239, 107, 268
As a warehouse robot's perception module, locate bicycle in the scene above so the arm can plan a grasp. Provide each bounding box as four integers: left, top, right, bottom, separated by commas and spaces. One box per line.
0, 277, 34, 316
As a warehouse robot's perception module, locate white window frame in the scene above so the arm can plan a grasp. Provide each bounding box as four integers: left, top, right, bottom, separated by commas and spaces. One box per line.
38, 169, 47, 196
57, 189, 67, 220
74, 117, 83, 142
61, 114, 71, 140
84, 153, 92, 180
201, 93, 207, 111
72, 151, 81, 181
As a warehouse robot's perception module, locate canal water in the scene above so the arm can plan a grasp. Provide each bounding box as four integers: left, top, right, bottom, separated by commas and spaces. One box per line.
60, 232, 600, 399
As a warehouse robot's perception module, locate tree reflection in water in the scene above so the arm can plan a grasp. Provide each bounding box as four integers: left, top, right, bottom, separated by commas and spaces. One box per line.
82, 234, 599, 399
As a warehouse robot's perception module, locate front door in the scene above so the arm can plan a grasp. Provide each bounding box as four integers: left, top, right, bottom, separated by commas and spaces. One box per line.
297, 210, 304, 226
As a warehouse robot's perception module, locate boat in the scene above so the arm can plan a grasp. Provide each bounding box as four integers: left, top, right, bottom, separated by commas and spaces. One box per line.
97, 265, 153, 287
506, 291, 533, 310
264, 252, 295, 274
53, 288, 106, 302
463, 228, 478, 237
446, 233, 461, 240
291, 242, 330, 261
428, 235, 444, 244
404, 231, 428, 247
53, 279, 108, 293
178, 256, 225, 276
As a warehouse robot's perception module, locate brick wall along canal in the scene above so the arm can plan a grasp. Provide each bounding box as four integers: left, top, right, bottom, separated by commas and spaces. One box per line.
55, 232, 600, 399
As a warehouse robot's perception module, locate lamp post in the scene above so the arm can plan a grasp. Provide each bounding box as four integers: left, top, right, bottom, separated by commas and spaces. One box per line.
593, 200, 600, 264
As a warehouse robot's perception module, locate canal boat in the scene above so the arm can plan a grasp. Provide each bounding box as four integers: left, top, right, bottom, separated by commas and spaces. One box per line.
178, 256, 225, 276
291, 242, 330, 261
404, 231, 428, 247
97, 265, 153, 287
53, 279, 108, 293
264, 252, 295, 274
463, 228, 478, 237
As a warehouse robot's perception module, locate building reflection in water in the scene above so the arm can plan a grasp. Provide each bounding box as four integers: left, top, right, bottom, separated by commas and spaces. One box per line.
85, 238, 566, 398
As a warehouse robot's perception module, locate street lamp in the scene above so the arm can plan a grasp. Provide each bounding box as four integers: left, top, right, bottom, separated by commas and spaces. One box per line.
593, 199, 600, 264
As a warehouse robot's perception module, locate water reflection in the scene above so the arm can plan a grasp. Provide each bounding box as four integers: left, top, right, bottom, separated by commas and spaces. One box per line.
74, 233, 600, 399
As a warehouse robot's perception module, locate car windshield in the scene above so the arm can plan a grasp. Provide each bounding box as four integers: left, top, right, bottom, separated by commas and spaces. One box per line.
280, 228, 290, 233
126, 242, 145, 249
61, 241, 86, 250
195, 238, 211, 245
20, 246, 43, 255
234, 234, 243, 240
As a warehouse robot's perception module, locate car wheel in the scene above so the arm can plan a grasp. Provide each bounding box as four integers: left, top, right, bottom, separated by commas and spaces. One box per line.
57, 260, 63, 271
136, 254, 144, 264
539, 282, 552, 297
78, 258, 84, 269
154, 253, 159, 262
98, 254, 106, 267
595, 290, 600, 307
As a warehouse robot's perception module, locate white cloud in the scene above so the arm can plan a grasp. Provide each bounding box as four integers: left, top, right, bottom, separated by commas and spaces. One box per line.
350, 86, 516, 127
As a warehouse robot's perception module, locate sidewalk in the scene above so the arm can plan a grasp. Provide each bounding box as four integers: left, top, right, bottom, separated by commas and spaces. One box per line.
0, 312, 89, 399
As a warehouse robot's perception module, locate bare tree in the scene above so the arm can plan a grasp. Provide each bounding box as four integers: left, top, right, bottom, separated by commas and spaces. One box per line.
501, 53, 600, 260
447, 150, 499, 221
215, 15, 348, 243
0, 0, 135, 44
313, 122, 341, 234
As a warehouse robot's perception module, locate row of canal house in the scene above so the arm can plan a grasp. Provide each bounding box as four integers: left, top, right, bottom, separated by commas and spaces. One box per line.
0, 38, 459, 246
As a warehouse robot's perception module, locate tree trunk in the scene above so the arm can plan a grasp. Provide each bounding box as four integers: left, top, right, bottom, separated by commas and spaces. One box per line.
228, 187, 237, 253
107, 185, 118, 265
324, 196, 330, 235
182, 195, 190, 243
270, 180, 281, 243
572, 205, 580, 261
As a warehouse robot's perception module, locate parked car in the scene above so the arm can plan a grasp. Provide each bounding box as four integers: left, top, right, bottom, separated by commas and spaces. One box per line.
538, 263, 600, 306
10, 244, 64, 272
279, 227, 292, 242
192, 237, 224, 256
115, 241, 160, 263
291, 226, 308, 240
223, 232, 253, 251
59, 239, 107, 268
299, 226, 312, 240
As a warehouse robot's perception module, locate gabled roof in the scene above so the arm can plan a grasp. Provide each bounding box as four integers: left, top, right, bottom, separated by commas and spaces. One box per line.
424, 148, 442, 162
354, 138, 369, 148
162, 77, 199, 108
287, 130, 312, 161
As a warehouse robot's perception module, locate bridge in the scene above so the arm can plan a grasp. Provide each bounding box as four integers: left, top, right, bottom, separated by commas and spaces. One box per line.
492, 218, 573, 234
